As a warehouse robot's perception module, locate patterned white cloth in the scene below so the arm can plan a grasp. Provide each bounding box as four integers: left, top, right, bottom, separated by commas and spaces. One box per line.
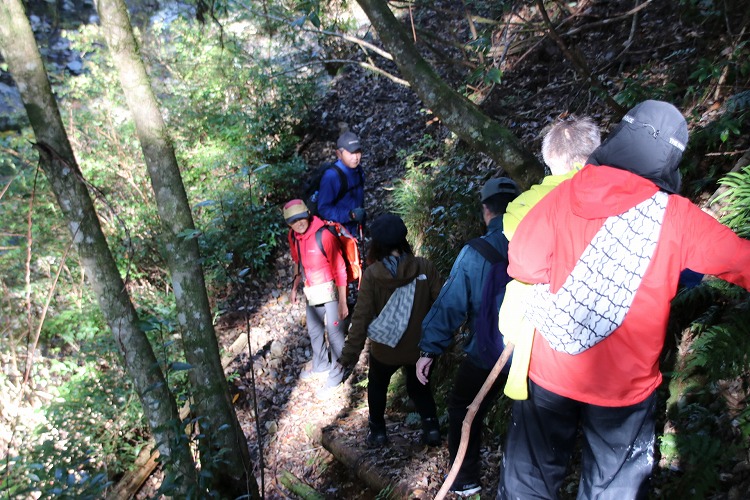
525, 191, 668, 354
367, 275, 425, 347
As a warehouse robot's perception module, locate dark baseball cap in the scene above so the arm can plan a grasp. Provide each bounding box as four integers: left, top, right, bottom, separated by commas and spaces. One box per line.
336, 132, 361, 153
480, 177, 520, 202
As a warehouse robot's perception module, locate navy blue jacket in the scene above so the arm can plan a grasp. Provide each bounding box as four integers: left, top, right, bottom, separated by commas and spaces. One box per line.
317, 160, 365, 235
420, 216, 509, 370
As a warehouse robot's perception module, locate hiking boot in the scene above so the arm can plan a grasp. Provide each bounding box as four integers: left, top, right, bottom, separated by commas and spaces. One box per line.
421, 417, 441, 446
449, 480, 481, 497
366, 420, 388, 447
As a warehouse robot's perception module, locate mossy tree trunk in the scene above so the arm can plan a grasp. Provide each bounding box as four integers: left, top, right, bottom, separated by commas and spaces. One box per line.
94, 0, 259, 497
356, 0, 544, 189
0, 0, 198, 494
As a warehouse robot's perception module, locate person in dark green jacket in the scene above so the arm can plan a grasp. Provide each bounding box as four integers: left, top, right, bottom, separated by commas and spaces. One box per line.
333, 213, 443, 447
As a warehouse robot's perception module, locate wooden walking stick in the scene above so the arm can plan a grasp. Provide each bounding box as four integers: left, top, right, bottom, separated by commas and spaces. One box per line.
434, 342, 515, 500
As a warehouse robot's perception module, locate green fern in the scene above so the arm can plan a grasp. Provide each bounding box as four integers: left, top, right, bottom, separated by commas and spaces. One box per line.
684, 301, 750, 380
715, 165, 750, 238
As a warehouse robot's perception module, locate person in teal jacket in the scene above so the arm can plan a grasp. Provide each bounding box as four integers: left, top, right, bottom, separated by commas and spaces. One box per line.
416, 177, 520, 497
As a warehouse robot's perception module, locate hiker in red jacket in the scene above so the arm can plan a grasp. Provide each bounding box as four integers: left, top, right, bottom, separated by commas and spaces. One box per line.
498, 100, 750, 499
285, 199, 348, 397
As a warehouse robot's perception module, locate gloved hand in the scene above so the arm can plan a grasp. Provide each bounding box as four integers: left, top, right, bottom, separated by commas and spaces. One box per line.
349, 207, 366, 223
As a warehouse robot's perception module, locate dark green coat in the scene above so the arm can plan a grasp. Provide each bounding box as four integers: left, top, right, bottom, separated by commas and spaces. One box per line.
339, 254, 443, 367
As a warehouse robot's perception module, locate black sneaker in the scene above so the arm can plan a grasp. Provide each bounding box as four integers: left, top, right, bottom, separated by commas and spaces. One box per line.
449, 480, 481, 497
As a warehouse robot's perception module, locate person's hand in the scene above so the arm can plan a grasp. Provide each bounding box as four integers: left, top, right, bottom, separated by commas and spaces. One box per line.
338, 299, 349, 320
416, 356, 433, 385
291, 274, 301, 303
349, 207, 366, 223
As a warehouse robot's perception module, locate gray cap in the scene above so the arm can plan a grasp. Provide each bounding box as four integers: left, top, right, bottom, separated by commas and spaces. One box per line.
587, 100, 688, 194
336, 132, 361, 153
481, 177, 520, 202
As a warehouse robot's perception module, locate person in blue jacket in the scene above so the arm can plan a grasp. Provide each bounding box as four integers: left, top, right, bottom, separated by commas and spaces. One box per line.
416, 177, 520, 497
317, 131, 366, 237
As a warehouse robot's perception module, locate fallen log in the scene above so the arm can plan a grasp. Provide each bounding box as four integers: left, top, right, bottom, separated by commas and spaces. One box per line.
320, 428, 416, 498
278, 470, 326, 500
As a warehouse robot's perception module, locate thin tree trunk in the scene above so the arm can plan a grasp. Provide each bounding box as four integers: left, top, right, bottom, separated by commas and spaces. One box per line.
0, 0, 198, 494
94, 1, 259, 497
356, 0, 544, 189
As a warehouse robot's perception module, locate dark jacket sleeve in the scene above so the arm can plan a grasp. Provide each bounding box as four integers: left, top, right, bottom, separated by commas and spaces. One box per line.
419, 247, 472, 355
339, 267, 377, 366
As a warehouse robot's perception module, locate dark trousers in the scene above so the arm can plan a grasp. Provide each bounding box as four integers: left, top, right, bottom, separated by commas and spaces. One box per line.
306, 301, 346, 372
498, 380, 656, 500
367, 354, 437, 427
447, 357, 505, 485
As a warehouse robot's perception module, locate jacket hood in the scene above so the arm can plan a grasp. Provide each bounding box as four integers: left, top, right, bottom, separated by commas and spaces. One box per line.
369, 254, 422, 290
587, 100, 688, 194
569, 165, 660, 219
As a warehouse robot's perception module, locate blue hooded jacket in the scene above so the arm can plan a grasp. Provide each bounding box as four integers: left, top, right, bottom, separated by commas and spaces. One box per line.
420, 215, 509, 370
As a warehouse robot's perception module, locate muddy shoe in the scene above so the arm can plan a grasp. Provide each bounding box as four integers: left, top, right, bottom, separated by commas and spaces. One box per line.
421, 417, 441, 446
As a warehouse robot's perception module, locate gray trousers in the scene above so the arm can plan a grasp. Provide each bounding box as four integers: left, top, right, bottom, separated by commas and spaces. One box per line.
305, 301, 346, 372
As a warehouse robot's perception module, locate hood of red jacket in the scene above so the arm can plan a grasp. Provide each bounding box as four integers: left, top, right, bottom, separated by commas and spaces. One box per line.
569, 164, 660, 220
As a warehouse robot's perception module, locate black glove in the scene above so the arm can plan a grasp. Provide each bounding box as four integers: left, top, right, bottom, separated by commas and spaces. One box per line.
349, 207, 366, 223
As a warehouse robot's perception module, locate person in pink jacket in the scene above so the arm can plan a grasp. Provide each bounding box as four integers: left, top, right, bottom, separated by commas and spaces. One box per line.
498, 100, 750, 499
285, 199, 349, 394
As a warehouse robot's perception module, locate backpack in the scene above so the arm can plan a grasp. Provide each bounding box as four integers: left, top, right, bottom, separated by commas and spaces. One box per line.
467, 237, 513, 370
304, 162, 347, 216
288, 220, 362, 285
316, 221, 362, 285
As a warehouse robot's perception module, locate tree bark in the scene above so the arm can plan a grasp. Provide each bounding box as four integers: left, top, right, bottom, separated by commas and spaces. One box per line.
94, 1, 259, 497
0, 0, 198, 494
356, 0, 544, 189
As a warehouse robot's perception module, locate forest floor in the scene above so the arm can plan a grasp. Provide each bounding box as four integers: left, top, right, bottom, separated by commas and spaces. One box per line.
145, 1, 746, 498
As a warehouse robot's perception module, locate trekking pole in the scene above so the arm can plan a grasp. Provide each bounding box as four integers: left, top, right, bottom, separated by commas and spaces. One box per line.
357, 223, 365, 288
435, 342, 515, 500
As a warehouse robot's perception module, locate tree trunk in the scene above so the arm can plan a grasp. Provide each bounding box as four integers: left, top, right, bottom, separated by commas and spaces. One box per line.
356, 0, 544, 189
94, 1, 259, 497
0, 0, 198, 494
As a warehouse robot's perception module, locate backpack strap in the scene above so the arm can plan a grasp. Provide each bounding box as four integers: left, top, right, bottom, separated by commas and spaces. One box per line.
325, 164, 349, 206
315, 224, 339, 260
467, 237, 505, 265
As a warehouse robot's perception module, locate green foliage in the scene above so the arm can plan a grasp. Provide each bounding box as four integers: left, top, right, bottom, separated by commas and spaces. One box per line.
715, 166, 750, 239
393, 139, 487, 275
1, 336, 148, 498
195, 161, 305, 284
660, 275, 750, 496
683, 302, 750, 380
375, 483, 395, 499
614, 73, 680, 110
689, 92, 749, 153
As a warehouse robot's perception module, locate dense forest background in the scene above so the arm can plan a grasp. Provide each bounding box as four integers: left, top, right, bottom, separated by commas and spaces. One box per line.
1, 0, 749, 498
